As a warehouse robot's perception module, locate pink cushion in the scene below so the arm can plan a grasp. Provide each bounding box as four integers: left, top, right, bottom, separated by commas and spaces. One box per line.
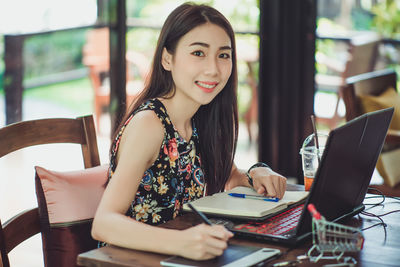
35, 164, 109, 267
35, 165, 109, 224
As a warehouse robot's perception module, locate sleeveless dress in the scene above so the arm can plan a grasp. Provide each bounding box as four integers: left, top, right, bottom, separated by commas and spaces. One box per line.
108, 98, 205, 225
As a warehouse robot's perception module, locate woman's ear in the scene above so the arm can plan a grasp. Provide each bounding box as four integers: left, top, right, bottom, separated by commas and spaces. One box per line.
161, 47, 172, 71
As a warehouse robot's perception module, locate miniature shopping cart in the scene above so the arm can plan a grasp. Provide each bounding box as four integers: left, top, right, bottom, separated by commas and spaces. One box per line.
306, 204, 364, 264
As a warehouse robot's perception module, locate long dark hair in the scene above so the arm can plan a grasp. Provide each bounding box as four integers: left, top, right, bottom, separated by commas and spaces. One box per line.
113, 2, 238, 195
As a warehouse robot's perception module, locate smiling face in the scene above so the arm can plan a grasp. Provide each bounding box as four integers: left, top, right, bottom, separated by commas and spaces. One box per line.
161, 23, 233, 106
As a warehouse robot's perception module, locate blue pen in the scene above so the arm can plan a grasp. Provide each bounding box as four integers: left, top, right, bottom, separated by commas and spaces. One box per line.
228, 193, 279, 202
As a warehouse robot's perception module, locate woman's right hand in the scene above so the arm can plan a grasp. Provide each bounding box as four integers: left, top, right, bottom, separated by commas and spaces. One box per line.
176, 224, 234, 260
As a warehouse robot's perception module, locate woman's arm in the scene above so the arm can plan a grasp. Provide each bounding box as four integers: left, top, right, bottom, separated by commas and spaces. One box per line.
225, 163, 287, 199
224, 164, 248, 190
92, 111, 232, 260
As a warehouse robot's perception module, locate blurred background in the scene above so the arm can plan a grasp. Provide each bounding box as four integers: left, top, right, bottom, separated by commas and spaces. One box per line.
0, 0, 399, 265
1, 0, 399, 146
1, 0, 399, 149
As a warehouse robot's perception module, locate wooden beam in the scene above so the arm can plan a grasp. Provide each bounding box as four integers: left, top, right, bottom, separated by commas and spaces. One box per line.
108, 0, 127, 135
4, 35, 24, 125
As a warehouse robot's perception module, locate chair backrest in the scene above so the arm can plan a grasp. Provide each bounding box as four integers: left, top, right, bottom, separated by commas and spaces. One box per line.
0, 115, 100, 267
341, 69, 400, 194
341, 68, 397, 121
344, 32, 381, 80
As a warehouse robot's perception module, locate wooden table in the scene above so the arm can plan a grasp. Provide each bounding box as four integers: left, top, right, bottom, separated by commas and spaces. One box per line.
77, 190, 400, 266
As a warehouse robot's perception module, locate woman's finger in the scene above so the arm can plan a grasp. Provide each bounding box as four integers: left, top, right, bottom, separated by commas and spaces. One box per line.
280, 177, 286, 199
264, 177, 277, 197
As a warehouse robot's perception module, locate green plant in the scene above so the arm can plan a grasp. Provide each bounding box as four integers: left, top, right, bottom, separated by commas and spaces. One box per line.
315, 18, 346, 75
24, 78, 93, 115
371, 0, 400, 38
351, 7, 373, 31
0, 34, 4, 92
24, 29, 88, 80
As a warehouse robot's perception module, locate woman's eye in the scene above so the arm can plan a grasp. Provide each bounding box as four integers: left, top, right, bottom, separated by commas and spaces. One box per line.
219, 53, 231, 59
192, 51, 204, 57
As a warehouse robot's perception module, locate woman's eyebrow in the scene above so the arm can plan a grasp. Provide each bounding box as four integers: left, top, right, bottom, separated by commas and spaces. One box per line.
219, 45, 232, 51
189, 42, 209, 47
189, 42, 232, 50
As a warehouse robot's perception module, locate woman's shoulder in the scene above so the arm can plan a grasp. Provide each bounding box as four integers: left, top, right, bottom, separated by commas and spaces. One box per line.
135, 98, 163, 112
125, 109, 164, 140
115, 99, 167, 155
115, 109, 164, 162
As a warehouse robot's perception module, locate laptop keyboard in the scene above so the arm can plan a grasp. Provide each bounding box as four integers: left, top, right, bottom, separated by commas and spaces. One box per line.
233, 204, 304, 236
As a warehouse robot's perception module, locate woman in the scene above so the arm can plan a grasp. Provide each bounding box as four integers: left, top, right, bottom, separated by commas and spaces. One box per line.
92, 2, 286, 260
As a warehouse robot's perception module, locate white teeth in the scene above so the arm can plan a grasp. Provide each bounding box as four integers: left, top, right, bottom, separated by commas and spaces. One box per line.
196, 81, 216, 89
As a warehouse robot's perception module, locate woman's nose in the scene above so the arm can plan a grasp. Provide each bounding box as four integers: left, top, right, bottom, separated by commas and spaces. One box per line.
204, 57, 219, 76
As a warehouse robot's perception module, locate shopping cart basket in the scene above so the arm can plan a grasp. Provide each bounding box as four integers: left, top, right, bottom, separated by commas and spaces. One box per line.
306, 204, 364, 263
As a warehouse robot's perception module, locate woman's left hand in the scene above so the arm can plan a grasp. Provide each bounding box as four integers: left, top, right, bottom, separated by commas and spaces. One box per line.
249, 167, 287, 199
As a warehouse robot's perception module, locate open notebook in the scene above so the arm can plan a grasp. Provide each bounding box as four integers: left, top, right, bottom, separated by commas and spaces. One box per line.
183, 186, 309, 220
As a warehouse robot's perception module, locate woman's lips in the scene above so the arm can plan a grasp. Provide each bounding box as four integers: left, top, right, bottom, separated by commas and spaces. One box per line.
195, 81, 218, 93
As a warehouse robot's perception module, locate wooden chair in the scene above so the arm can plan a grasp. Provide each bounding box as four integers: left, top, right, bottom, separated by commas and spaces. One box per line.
315, 32, 381, 129
82, 27, 149, 132
0, 115, 100, 267
341, 68, 400, 197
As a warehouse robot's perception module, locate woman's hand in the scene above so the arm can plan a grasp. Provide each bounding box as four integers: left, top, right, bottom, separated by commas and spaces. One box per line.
249, 167, 287, 199
175, 224, 234, 260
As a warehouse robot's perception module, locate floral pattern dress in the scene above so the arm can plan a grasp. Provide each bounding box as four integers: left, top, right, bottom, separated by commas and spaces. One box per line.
108, 98, 205, 225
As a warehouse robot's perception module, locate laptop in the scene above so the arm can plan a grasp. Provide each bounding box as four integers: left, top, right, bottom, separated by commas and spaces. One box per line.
210, 108, 394, 245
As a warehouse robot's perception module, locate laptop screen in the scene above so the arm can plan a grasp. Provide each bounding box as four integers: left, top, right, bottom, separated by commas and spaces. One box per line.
296, 108, 393, 236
